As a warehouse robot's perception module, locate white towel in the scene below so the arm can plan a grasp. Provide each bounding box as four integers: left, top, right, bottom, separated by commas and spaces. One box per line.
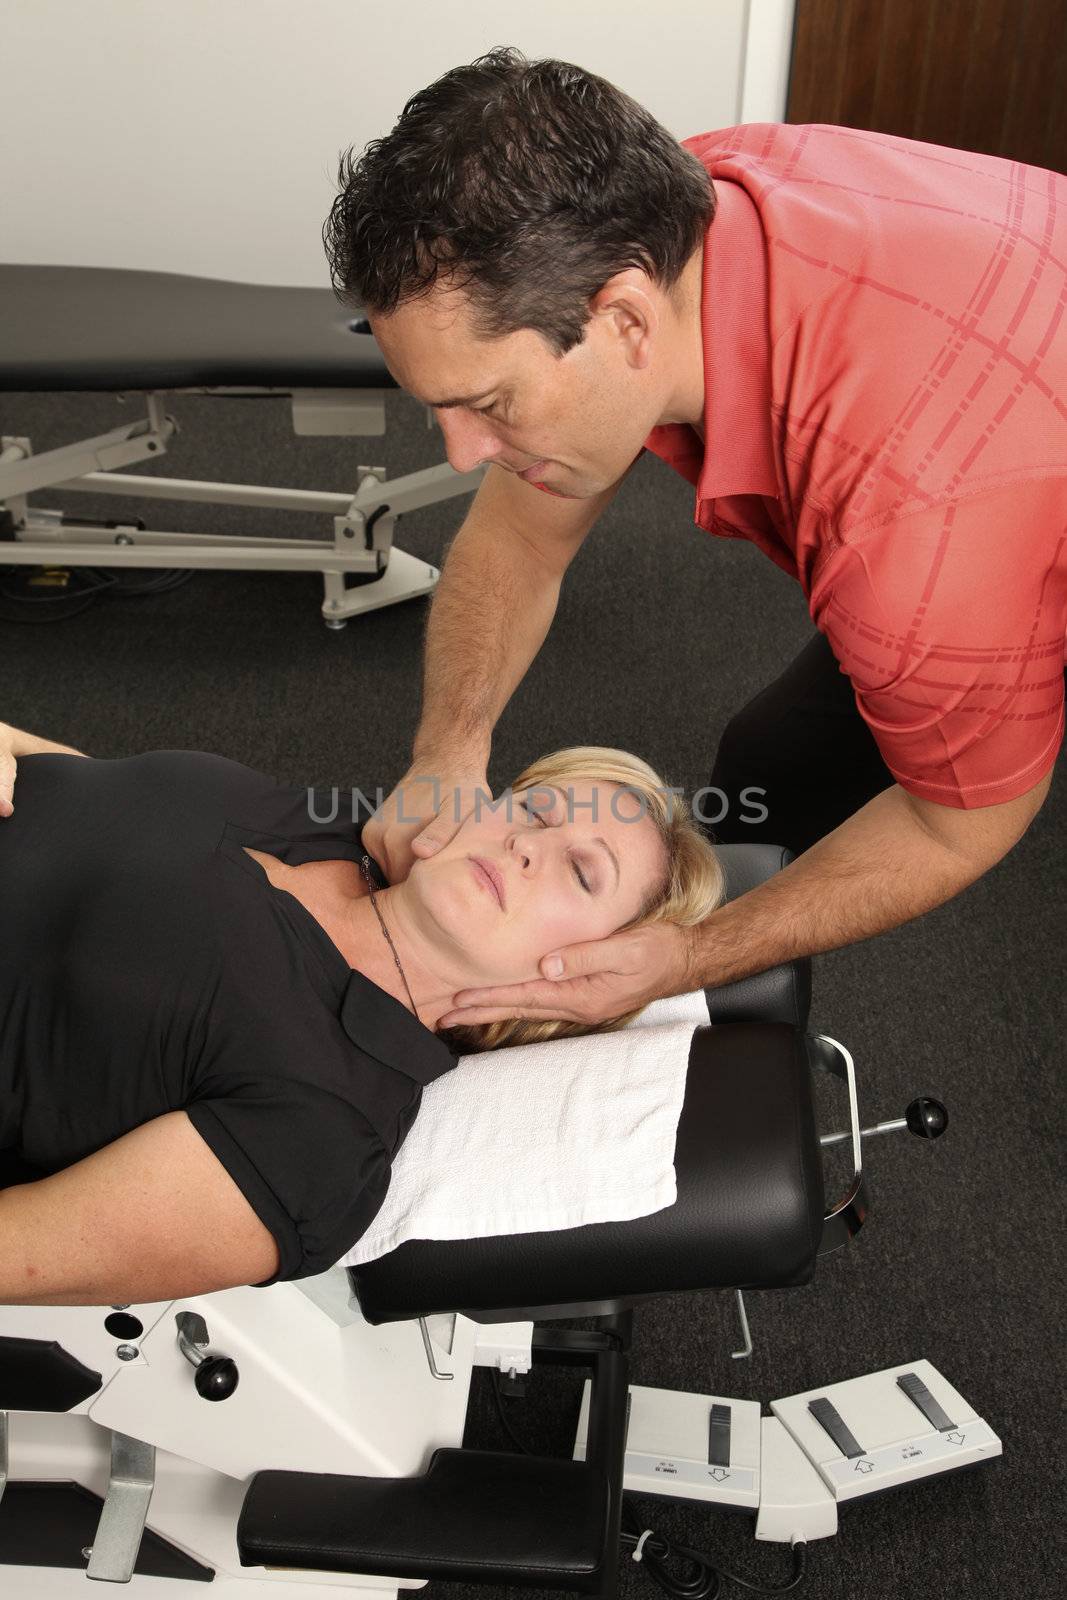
340, 986, 711, 1268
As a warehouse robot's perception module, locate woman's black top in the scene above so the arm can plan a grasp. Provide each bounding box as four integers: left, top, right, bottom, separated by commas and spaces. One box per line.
0, 749, 460, 1284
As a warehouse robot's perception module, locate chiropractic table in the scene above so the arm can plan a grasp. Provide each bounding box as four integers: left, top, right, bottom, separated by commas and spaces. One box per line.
0, 839, 979, 1599
0, 263, 486, 627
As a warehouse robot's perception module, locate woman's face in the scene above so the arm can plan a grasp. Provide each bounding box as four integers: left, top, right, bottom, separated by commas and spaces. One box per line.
405, 779, 669, 982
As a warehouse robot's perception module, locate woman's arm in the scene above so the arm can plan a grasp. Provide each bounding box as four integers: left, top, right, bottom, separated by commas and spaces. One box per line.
1, 720, 88, 758
0, 1112, 281, 1305
0, 720, 88, 815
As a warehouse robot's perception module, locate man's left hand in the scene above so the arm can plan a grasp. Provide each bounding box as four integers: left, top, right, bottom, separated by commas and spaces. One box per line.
436, 922, 701, 1029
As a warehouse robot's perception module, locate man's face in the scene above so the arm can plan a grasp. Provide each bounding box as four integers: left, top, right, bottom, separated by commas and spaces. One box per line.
369, 267, 691, 500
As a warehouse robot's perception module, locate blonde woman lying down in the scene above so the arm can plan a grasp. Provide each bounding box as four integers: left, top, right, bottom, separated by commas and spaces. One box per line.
0, 722, 722, 1305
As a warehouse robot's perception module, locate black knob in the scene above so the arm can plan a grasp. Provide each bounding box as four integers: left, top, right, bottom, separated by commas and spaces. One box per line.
194, 1356, 239, 1401
905, 1097, 948, 1139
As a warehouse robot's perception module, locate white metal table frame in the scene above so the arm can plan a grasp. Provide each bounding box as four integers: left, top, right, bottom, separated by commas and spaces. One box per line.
0, 388, 485, 628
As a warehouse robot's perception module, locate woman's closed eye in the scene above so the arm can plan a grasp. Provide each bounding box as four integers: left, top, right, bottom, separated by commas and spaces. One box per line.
520, 798, 591, 893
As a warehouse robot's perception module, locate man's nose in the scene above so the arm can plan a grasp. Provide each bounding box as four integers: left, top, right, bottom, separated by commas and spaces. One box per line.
436, 411, 507, 474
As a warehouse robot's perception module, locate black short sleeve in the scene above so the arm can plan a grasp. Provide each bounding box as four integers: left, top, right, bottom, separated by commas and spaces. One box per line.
186, 1082, 392, 1284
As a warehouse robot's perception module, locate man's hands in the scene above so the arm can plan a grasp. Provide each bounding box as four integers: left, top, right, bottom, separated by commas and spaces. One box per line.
361, 759, 491, 884
437, 920, 702, 1029
366, 760, 703, 1028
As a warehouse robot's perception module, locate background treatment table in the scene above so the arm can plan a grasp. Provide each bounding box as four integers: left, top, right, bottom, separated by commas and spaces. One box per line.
0, 263, 486, 628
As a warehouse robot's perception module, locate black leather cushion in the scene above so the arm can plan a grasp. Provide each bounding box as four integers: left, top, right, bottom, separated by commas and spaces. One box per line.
349, 1022, 824, 1324
706, 843, 811, 1028
238, 1448, 611, 1588
0, 264, 390, 392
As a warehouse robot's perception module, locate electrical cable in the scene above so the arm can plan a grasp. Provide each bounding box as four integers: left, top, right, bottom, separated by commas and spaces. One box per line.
490, 1367, 809, 1600
0, 562, 196, 623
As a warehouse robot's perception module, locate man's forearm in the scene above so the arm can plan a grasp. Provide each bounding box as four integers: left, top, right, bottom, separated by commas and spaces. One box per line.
692, 783, 1007, 989
412, 518, 561, 767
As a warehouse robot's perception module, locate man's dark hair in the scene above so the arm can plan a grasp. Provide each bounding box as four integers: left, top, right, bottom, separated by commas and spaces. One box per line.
322, 46, 715, 358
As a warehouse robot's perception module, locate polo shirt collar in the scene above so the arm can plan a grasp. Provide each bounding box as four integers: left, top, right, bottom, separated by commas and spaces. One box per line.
341, 967, 460, 1083
696, 177, 778, 503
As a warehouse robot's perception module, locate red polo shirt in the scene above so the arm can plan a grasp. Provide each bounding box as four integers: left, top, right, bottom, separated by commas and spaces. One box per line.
642, 123, 1067, 809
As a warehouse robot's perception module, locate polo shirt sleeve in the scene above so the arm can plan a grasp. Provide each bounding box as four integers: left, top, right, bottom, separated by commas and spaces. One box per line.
185, 1082, 393, 1285
812, 478, 1067, 808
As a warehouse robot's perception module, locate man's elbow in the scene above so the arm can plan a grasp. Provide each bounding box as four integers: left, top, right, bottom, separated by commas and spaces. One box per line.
903, 768, 1053, 874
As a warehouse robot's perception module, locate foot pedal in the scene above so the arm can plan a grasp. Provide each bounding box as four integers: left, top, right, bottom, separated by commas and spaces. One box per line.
574, 1382, 762, 1513
755, 1416, 838, 1545
84, 1430, 156, 1583
769, 1358, 1002, 1504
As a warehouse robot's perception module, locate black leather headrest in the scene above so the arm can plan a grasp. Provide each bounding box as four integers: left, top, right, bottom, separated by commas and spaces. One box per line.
703, 843, 811, 1029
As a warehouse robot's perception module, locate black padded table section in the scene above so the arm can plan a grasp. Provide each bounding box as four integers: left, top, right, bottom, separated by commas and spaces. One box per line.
238, 1449, 612, 1591
348, 1021, 825, 1326
0, 263, 391, 392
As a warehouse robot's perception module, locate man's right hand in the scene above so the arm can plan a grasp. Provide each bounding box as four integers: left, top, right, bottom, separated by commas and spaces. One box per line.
361, 763, 490, 884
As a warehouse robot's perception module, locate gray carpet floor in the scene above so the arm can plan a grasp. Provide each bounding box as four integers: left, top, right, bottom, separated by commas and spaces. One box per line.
1, 387, 1064, 1599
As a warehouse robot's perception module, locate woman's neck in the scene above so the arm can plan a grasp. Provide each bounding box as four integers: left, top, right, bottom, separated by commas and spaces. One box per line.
344, 883, 470, 1033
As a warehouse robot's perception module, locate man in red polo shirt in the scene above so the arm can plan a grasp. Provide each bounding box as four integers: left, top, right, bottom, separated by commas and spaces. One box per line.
320, 52, 1065, 1028
645, 125, 1066, 840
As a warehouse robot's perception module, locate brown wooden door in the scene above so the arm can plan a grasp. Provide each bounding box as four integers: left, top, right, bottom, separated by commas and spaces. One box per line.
786, 0, 1067, 171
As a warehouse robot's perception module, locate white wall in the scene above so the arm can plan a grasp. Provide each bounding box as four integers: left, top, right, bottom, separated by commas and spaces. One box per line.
0, 0, 795, 287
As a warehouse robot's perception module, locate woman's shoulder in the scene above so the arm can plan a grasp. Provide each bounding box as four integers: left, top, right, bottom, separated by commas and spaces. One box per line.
114, 750, 291, 829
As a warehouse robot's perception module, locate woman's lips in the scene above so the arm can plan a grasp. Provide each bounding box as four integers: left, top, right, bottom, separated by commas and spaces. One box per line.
517, 460, 547, 481
469, 855, 505, 908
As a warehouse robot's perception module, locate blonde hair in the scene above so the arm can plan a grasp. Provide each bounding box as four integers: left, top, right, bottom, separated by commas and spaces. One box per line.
441, 746, 725, 1055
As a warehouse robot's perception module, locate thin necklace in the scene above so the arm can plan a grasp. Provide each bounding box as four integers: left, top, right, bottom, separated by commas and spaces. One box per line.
359, 854, 422, 1025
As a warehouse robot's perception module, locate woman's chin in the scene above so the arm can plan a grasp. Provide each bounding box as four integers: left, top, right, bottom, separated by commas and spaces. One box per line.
416, 869, 513, 951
